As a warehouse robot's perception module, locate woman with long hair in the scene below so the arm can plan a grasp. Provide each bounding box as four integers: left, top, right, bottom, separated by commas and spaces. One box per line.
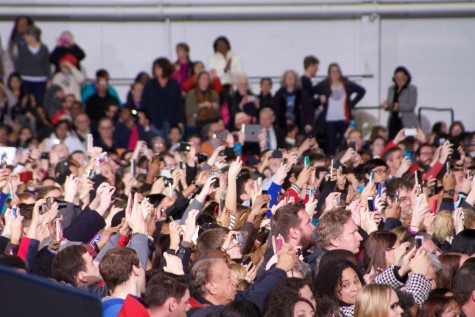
141, 57, 184, 138
8, 15, 34, 60
379, 66, 418, 140
272, 70, 314, 134
362, 231, 408, 275
171, 42, 194, 85
436, 251, 469, 289
354, 284, 404, 317
15, 25, 51, 107
185, 71, 220, 135
314, 63, 366, 155
420, 295, 460, 317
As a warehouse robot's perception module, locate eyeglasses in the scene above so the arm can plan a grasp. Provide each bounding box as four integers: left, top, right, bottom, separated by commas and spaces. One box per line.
390, 302, 401, 310
372, 169, 389, 175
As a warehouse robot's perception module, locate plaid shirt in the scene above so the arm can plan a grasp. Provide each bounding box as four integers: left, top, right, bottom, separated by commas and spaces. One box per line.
374, 265, 431, 307
340, 305, 355, 317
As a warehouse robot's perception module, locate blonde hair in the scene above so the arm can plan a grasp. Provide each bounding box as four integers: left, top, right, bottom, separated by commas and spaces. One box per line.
391, 226, 408, 244
463, 208, 475, 229
354, 284, 392, 317
433, 210, 454, 243
229, 263, 246, 280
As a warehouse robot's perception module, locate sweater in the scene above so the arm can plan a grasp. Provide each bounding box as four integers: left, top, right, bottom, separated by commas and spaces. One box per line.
49, 44, 86, 73
15, 44, 51, 79
141, 78, 184, 129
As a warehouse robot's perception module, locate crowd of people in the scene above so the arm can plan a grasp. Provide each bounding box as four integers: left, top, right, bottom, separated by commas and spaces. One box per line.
0, 15, 475, 317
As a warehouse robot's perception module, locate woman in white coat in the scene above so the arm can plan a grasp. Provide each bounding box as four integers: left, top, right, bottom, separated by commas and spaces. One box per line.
208, 36, 243, 87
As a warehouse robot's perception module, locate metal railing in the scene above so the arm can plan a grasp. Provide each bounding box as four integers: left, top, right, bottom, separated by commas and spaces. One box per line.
108, 74, 374, 88
418, 107, 454, 125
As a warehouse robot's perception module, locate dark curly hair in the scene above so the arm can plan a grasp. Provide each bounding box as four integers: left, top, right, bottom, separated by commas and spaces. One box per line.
314, 259, 365, 302
265, 278, 315, 317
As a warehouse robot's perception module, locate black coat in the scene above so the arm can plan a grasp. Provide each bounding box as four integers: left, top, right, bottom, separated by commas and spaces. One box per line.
271, 87, 314, 131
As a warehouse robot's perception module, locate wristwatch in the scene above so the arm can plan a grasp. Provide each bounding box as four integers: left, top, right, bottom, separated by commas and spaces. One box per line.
443, 190, 455, 196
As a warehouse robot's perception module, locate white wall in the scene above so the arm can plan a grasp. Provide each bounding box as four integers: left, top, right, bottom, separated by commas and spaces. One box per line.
1, 16, 474, 132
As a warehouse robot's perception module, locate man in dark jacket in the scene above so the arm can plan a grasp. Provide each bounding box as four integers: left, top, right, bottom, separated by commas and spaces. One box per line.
187, 247, 297, 317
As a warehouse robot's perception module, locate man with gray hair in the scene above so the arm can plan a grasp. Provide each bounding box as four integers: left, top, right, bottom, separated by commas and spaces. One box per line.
188, 247, 297, 317
258, 107, 286, 151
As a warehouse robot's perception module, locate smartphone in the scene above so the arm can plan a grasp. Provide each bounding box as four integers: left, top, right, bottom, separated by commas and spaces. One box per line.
349, 120, 356, 129
304, 156, 310, 167
330, 159, 335, 175
405, 128, 417, 137
213, 131, 227, 140
415, 171, 422, 194
281, 158, 288, 166
257, 177, 262, 187
367, 196, 376, 212
369, 171, 374, 183
276, 237, 283, 252
54, 218, 63, 243
235, 232, 243, 245
10, 182, 17, 217
377, 183, 382, 198
211, 171, 220, 187
179, 142, 191, 152
242, 255, 251, 266
404, 150, 412, 161
438, 137, 447, 146
446, 162, 451, 173
395, 190, 400, 203
130, 159, 136, 177
415, 235, 424, 249
169, 216, 174, 222
19, 171, 33, 183
87, 134, 94, 152
168, 183, 173, 197
219, 197, 225, 213
41, 197, 54, 215
179, 161, 186, 170
349, 141, 356, 150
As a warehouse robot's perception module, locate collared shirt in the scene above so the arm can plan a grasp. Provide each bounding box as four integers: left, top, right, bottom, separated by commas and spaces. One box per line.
264, 126, 277, 150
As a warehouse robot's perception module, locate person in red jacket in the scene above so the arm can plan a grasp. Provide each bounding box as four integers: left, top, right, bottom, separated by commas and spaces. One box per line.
118, 272, 191, 317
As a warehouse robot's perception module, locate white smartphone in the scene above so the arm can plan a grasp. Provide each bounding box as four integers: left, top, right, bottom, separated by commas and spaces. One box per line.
87, 134, 93, 152
405, 128, 417, 137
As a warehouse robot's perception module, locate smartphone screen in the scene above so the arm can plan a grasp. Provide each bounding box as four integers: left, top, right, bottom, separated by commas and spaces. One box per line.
415, 235, 424, 249
87, 134, 94, 152
367, 196, 376, 212
304, 156, 310, 167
